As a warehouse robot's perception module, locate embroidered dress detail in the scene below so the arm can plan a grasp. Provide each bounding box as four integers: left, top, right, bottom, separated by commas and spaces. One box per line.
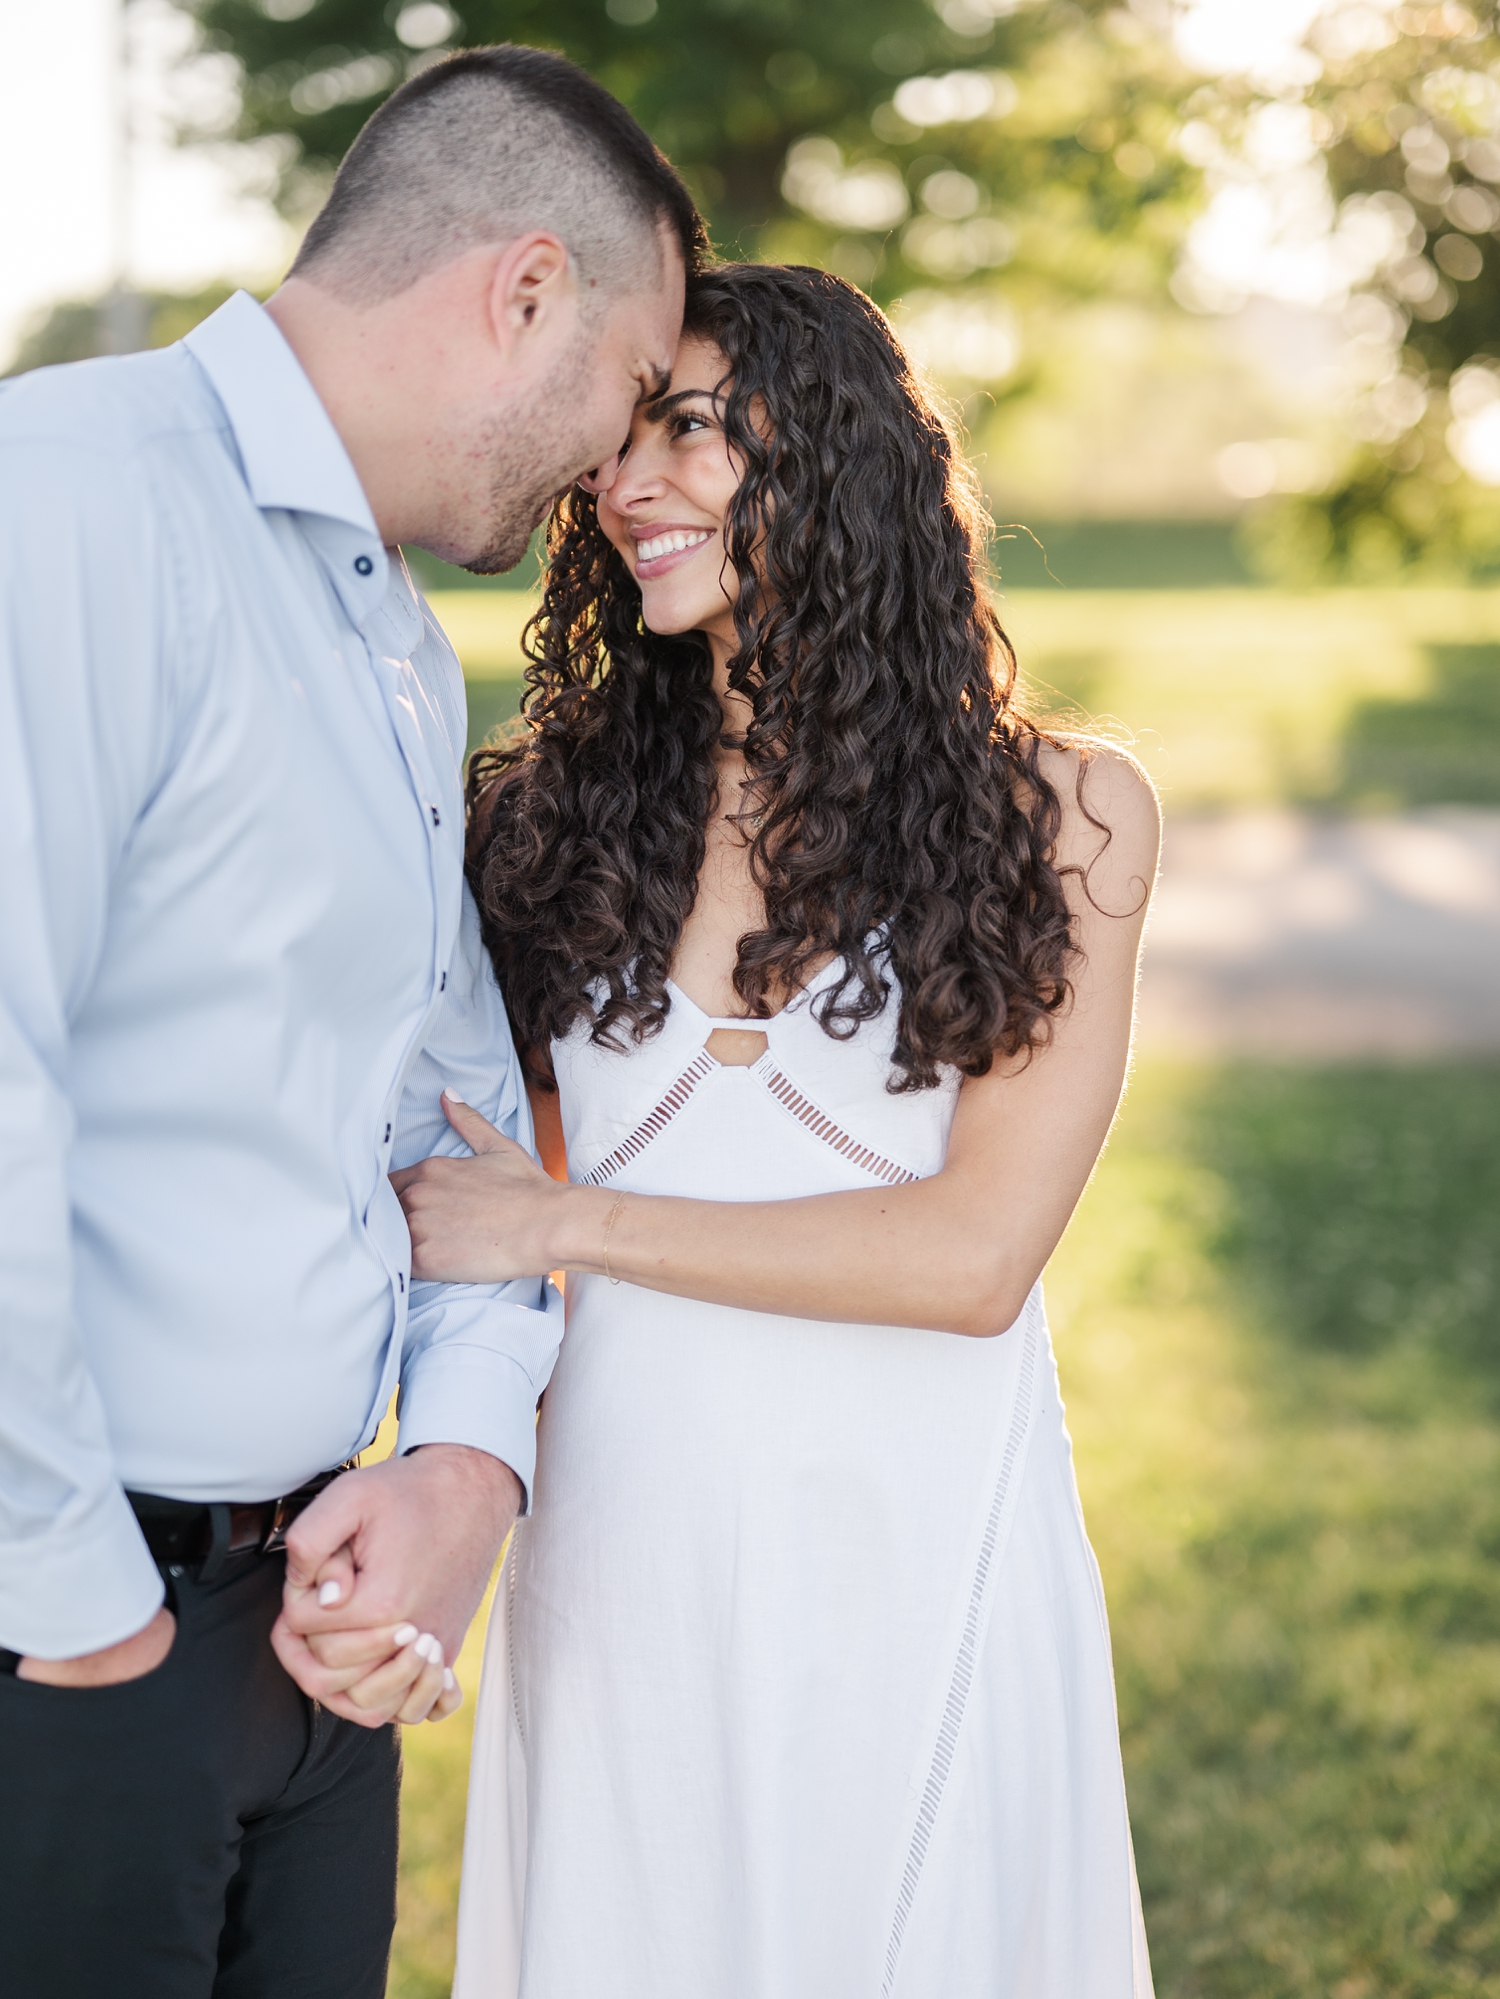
882, 1301, 1042, 1995
752, 1056, 920, 1187
506, 1532, 526, 1748
575, 1050, 718, 1187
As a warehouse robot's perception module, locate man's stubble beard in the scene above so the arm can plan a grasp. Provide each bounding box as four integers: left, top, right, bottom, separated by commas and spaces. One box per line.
462, 332, 601, 576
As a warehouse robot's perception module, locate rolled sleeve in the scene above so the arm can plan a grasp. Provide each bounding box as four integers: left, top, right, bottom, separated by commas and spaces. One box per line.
391, 887, 563, 1507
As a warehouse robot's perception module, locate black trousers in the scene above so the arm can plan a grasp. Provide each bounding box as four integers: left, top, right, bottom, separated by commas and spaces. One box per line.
0, 1548, 400, 1999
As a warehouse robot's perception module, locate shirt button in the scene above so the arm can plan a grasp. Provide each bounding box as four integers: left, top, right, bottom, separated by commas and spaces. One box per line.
354, 554, 374, 577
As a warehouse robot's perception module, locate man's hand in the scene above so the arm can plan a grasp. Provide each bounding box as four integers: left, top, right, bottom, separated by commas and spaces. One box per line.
271, 1444, 521, 1728
17, 1604, 176, 1687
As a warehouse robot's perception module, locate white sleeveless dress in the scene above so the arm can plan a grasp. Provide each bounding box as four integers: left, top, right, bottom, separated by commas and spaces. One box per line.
453, 962, 1153, 1999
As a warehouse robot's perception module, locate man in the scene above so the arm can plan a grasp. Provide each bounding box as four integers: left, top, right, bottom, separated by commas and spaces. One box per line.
0, 44, 700, 1997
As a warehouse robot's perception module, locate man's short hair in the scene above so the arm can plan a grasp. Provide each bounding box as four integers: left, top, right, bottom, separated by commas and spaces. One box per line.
290, 44, 706, 306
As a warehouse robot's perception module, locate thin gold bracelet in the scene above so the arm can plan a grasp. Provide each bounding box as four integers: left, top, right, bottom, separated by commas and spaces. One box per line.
602, 1191, 626, 1287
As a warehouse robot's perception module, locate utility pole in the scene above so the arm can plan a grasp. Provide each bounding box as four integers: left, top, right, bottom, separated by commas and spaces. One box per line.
102, 0, 148, 354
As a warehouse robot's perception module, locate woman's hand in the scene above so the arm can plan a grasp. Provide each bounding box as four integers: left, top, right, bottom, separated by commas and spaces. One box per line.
391, 1090, 592, 1283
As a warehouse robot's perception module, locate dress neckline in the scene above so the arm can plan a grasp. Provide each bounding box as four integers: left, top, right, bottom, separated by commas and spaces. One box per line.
666, 955, 845, 1033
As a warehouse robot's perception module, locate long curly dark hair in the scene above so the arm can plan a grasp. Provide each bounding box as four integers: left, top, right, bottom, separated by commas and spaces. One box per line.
466, 262, 1080, 1092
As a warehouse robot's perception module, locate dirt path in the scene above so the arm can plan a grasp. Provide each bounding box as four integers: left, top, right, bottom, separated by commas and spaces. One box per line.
1136, 809, 1500, 1056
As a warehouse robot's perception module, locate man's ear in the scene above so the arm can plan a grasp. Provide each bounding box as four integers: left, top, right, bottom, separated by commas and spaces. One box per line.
487, 232, 578, 362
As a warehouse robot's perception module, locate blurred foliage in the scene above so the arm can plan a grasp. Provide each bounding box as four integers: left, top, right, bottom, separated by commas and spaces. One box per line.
1186, 0, 1500, 576
172, 0, 1200, 343
2, 283, 254, 378
1239, 448, 1500, 587
1307, 2, 1500, 383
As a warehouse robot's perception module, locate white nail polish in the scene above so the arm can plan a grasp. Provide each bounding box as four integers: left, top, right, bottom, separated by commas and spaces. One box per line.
442, 1087, 467, 1106
318, 1579, 342, 1607
416, 1633, 443, 1665
442, 1668, 455, 1691
393, 1623, 418, 1647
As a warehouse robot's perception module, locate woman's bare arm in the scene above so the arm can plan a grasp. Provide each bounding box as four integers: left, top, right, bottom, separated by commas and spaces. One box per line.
396, 747, 1159, 1337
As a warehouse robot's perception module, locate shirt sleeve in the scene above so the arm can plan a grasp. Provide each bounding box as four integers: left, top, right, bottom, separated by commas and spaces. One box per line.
0, 433, 181, 1658
391, 884, 563, 1508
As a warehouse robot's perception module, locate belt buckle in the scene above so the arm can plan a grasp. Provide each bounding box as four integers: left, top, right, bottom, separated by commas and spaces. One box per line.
260, 1496, 296, 1555
259, 1460, 357, 1556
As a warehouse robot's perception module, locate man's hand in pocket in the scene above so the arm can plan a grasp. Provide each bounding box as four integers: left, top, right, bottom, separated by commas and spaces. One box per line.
17, 1605, 177, 1687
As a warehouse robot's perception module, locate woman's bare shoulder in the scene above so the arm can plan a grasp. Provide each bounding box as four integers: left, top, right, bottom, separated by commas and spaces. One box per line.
1033, 733, 1161, 891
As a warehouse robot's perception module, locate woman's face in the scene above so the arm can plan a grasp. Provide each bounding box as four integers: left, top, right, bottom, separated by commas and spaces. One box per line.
591, 336, 743, 649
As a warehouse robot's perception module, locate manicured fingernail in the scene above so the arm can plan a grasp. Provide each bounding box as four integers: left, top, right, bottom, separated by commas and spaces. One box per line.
318, 1579, 342, 1606
415, 1633, 443, 1665
442, 1668, 455, 1691
442, 1087, 467, 1106
393, 1623, 418, 1646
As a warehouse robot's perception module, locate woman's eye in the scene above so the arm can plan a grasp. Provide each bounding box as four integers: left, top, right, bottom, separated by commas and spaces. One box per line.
673, 412, 710, 438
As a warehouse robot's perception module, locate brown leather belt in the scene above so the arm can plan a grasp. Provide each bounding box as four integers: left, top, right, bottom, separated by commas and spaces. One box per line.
126, 1462, 357, 1582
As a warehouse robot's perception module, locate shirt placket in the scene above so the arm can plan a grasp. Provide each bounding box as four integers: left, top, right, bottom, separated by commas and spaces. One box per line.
356, 596, 465, 1417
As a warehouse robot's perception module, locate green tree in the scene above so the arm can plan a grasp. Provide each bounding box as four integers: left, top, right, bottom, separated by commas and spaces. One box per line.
171, 0, 1198, 385
1186, 1, 1500, 577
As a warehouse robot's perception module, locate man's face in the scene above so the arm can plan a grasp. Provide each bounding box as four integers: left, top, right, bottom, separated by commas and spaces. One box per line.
461, 236, 685, 576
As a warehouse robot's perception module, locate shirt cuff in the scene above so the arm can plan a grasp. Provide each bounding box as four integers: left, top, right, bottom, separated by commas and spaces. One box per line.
0, 1483, 165, 1661
396, 1326, 559, 1513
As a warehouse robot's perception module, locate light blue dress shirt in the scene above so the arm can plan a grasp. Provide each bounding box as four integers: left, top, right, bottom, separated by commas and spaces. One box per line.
0, 291, 561, 1659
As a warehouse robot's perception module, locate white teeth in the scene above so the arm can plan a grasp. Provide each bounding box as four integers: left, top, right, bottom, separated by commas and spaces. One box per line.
636, 529, 710, 563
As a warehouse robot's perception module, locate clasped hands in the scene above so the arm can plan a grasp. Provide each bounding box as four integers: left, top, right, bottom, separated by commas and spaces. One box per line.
270, 1442, 522, 1727
19, 1444, 519, 1721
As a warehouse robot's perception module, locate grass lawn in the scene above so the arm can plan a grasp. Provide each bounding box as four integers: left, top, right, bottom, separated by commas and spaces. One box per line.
437, 584, 1500, 810
1060, 1062, 1500, 1999
388, 1057, 1500, 1998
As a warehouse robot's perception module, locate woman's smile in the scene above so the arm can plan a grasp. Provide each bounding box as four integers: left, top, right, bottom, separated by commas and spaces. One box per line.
632, 523, 713, 577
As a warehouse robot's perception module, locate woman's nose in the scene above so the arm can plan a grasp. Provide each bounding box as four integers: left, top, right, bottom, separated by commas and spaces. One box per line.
595, 446, 668, 511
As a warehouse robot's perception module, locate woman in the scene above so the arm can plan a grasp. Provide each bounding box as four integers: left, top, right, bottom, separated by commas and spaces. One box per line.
396, 264, 1159, 1997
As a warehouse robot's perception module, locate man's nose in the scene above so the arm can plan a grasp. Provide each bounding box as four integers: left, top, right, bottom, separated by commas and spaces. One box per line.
578, 450, 622, 496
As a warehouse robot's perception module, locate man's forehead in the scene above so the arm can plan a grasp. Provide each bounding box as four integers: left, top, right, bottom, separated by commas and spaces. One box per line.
611, 223, 685, 395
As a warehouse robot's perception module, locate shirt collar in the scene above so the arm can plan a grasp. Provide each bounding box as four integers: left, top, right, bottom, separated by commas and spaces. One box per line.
184, 290, 391, 624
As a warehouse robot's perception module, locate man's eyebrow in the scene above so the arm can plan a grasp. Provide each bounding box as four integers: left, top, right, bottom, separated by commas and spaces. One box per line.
639, 365, 672, 404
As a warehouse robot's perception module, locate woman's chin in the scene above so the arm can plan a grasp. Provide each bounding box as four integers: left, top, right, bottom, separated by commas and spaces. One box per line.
638, 592, 707, 639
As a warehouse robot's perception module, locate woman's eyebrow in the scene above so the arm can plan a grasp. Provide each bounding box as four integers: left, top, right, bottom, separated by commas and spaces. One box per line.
644, 386, 723, 421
